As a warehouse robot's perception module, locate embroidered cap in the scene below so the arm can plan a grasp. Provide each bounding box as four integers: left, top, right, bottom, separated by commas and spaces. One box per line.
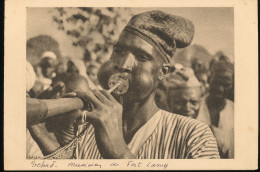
123, 10, 195, 63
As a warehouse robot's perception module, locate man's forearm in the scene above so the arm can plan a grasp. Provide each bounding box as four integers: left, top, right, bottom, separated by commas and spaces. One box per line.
28, 124, 61, 156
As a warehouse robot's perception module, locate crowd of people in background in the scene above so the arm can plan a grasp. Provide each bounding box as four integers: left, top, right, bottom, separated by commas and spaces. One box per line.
155, 54, 234, 158
27, 50, 102, 98
26, 26, 234, 159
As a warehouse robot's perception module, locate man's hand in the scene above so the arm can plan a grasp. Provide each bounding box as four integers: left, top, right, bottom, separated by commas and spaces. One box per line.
75, 89, 135, 159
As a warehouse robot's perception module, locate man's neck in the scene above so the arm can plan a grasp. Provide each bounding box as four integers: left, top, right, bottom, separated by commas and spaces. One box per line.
122, 93, 159, 143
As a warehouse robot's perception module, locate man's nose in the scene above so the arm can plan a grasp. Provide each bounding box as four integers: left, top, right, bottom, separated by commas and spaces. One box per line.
115, 53, 135, 73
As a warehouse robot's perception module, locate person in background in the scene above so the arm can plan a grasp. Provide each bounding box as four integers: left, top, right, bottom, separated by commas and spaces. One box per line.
197, 60, 234, 158
67, 57, 97, 90
86, 62, 102, 89
161, 67, 203, 119
37, 51, 58, 90
209, 55, 234, 101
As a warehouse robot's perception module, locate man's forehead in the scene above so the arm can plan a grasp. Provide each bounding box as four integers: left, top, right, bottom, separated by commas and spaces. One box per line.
115, 31, 163, 61
117, 31, 153, 48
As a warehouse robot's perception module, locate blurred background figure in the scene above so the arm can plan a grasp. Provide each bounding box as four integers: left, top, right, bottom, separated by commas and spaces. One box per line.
191, 58, 209, 96
209, 55, 234, 101
26, 35, 62, 96
157, 67, 203, 119
197, 60, 234, 158
86, 62, 102, 89
40, 51, 58, 79
37, 51, 58, 90
56, 57, 68, 76
66, 57, 97, 90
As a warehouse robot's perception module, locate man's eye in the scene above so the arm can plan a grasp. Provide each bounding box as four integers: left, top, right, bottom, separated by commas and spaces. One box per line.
190, 100, 199, 105
136, 53, 149, 62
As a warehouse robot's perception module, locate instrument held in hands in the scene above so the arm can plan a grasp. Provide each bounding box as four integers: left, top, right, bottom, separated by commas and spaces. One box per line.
27, 73, 129, 126
108, 72, 129, 95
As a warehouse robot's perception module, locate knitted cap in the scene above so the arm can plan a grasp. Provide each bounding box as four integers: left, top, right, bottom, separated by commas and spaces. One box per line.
123, 10, 195, 63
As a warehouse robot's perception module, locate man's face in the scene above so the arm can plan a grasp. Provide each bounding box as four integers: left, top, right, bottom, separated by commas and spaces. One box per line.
41, 57, 57, 79
209, 70, 233, 102
98, 31, 164, 102
167, 87, 202, 118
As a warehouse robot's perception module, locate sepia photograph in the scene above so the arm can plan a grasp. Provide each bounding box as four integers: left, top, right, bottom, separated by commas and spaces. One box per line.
25, 7, 235, 160
4, 0, 258, 170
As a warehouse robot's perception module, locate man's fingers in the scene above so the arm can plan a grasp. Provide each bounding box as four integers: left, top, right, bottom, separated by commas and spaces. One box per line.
92, 90, 111, 105
99, 89, 117, 103
75, 90, 102, 109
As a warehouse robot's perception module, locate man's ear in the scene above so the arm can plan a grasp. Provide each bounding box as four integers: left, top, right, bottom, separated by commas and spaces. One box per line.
158, 63, 171, 81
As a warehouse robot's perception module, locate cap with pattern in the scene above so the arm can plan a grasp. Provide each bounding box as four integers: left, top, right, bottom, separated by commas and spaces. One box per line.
123, 10, 195, 63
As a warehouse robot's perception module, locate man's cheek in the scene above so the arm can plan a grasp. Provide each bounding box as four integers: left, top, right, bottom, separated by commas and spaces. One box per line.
130, 67, 155, 99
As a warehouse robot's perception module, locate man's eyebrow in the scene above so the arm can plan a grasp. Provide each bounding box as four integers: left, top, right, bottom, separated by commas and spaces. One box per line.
113, 42, 154, 59
133, 48, 154, 59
